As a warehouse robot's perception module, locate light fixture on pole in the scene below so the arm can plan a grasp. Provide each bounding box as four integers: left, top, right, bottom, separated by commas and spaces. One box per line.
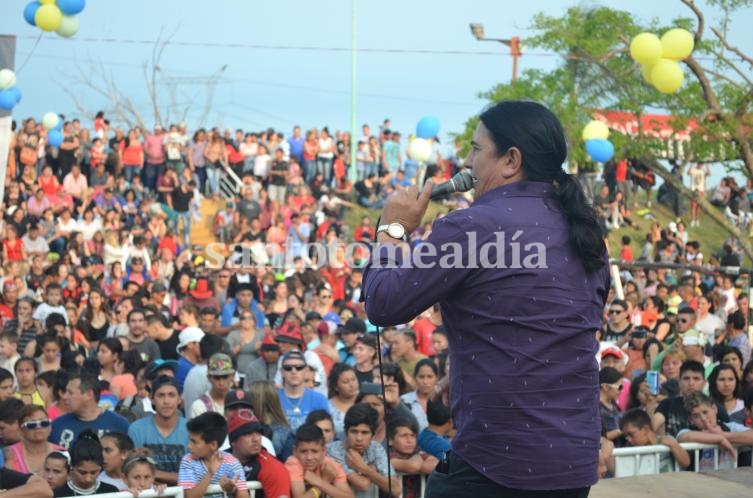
469, 22, 521, 82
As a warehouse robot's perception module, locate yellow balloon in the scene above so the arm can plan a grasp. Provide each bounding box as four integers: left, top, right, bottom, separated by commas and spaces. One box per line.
661, 28, 694, 61
582, 120, 609, 141
651, 59, 684, 93
630, 33, 662, 65
35, 4, 63, 32
640, 64, 654, 84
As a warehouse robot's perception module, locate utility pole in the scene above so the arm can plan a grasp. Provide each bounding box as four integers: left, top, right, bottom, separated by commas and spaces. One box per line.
0, 35, 16, 203
469, 23, 521, 82
349, 0, 358, 184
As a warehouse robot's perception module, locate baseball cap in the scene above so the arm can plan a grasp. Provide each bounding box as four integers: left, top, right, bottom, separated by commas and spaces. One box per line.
274, 323, 304, 345
601, 346, 624, 361
259, 335, 280, 352
227, 409, 264, 442
225, 389, 254, 410
682, 330, 707, 347
339, 317, 366, 335
317, 320, 337, 337
152, 282, 168, 293
151, 375, 180, 394
145, 359, 178, 381
176, 326, 205, 354
305, 311, 323, 321
281, 350, 307, 366
207, 353, 235, 375
356, 333, 378, 349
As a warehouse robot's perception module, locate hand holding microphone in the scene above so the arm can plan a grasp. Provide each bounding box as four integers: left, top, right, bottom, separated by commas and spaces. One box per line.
379, 171, 475, 236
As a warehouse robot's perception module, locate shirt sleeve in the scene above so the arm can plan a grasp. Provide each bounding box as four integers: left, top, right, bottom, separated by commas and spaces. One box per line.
228, 460, 247, 491
362, 215, 472, 326
284, 457, 304, 482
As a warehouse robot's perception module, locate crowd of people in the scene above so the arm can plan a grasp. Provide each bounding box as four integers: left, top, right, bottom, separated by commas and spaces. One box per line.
0, 112, 459, 498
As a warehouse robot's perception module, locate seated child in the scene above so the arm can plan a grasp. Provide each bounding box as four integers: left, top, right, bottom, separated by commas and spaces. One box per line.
178, 412, 249, 498
388, 418, 438, 498
677, 392, 753, 471
285, 424, 352, 498
619, 408, 690, 473
122, 448, 167, 498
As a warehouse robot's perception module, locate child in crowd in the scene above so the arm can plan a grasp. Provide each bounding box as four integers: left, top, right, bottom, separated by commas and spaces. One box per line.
305, 410, 336, 444
0, 368, 14, 401
99, 432, 135, 490
326, 403, 400, 498
32, 283, 67, 334
599, 367, 625, 446
619, 408, 690, 472
43, 451, 70, 491
0, 331, 20, 376
14, 357, 44, 407
388, 418, 437, 498
417, 399, 452, 460
285, 424, 352, 498
178, 412, 249, 498
53, 429, 120, 497
678, 392, 753, 471
122, 448, 167, 498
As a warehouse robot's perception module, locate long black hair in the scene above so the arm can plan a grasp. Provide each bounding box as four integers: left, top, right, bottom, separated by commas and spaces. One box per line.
70, 429, 104, 467
479, 100, 605, 272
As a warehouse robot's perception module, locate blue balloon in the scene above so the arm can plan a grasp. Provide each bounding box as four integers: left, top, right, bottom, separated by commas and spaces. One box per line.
23, 1, 41, 26
7, 87, 21, 104
57, 0, 86, 15
585, 139, 614, 163
416, 116, 440, 139
0, 90, 16, 111
54, 120, 62, 131
48, 129, 64, 147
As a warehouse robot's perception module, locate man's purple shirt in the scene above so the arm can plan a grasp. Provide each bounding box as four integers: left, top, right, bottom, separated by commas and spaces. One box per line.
363, 181, 610, 490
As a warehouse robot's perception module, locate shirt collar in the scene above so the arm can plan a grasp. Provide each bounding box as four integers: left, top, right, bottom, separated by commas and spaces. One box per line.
473, 180, 554, 206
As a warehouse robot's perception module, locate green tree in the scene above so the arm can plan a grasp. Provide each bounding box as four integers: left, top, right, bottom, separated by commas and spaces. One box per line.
459, 0, 753, 261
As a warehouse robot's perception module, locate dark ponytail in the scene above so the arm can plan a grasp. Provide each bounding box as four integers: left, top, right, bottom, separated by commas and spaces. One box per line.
70, 429, 104, 467
479, 100, 605, 272
555, 173, 606, 271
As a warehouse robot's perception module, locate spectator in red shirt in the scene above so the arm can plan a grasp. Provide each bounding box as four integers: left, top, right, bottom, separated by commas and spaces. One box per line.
620, 235, 634, 262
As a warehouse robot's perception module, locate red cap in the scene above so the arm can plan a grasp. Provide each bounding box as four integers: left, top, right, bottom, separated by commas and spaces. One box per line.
601, 347, 624, 360
274, 322, 304, 345
189, 278, 213, 300
260, 334, 279, 351
227, 408, 264, 442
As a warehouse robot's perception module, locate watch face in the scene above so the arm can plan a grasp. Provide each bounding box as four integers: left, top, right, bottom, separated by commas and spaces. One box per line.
387, 223, 405, 239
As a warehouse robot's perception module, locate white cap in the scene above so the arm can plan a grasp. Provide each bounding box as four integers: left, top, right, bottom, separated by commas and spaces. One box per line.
177, 326, 205, 354
668, 222, 678, 233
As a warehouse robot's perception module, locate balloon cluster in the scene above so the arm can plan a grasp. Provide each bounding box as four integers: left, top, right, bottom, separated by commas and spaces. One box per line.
0, 69, 22, 111
409, 116, 440, 163
24, 0, 85, 38
582, 120, 614, 163
42, 112, 63, 147
629, 29, 694, 94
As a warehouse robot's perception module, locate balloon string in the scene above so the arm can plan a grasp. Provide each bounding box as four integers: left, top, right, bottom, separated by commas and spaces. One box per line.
16, 33, 43, 74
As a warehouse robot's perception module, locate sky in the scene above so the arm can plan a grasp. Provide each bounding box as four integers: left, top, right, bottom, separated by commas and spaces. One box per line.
1, 0, 752, 165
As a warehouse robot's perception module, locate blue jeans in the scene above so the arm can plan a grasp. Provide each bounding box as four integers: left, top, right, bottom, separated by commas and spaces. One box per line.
317, 157, 333, 183
302, 159, 317, 184
194, 166, 208, 195
175, 211, 192, 246
359, 196, 385, 209
124, 165, 141, 183
206, 166, 221, 196
142, 162, 164, 192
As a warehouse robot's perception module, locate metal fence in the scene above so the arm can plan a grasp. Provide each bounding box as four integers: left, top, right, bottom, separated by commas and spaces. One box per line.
613, 442, 738, 477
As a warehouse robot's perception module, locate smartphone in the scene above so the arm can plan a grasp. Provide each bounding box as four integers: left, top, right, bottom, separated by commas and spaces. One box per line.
647, 370, 660, 396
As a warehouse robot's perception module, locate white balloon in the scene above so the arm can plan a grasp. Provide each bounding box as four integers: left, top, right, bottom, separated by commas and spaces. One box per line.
42, 112, 60, 130
409, 138, 433, 163
0, 69, 16, 90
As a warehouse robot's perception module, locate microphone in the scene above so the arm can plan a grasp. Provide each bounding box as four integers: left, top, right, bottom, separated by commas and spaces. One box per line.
430, 170, 475, 199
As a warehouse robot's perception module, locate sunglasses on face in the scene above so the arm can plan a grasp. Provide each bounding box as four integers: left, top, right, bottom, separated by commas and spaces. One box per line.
603, 383, 623, 391
21, 420, 51, 430
608, 309, 624, 314
282, 364, 307, 372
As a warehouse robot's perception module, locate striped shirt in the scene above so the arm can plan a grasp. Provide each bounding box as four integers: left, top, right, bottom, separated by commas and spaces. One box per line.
178, 451, 247, 498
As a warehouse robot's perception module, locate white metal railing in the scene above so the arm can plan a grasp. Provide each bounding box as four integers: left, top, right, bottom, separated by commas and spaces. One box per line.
613, 442, 740, 477
75, 482, 263, 498
219, 163, 243, 200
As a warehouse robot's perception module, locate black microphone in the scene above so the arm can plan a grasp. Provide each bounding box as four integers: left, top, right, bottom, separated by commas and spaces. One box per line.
430, 170, 475, 199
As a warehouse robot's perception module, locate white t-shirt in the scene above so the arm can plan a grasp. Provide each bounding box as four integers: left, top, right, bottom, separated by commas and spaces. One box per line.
689, 165, 707, 193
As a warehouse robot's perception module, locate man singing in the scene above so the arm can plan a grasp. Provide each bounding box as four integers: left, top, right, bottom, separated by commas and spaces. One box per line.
363, 100, 610, 497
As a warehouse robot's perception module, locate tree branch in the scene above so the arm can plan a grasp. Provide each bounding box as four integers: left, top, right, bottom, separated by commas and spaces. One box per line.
681, 0, 704, 44
711, 26, 753, 69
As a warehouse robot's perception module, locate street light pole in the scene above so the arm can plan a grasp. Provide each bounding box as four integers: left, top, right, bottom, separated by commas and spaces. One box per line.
469, 23, 521, 82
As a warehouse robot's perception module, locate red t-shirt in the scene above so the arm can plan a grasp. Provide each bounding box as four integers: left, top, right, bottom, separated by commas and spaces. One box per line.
620, 245, 634, 262
120, 141, 143, 166
413, 317, 437, 357
3, 239, 23, 261
615, 160, 628, 182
